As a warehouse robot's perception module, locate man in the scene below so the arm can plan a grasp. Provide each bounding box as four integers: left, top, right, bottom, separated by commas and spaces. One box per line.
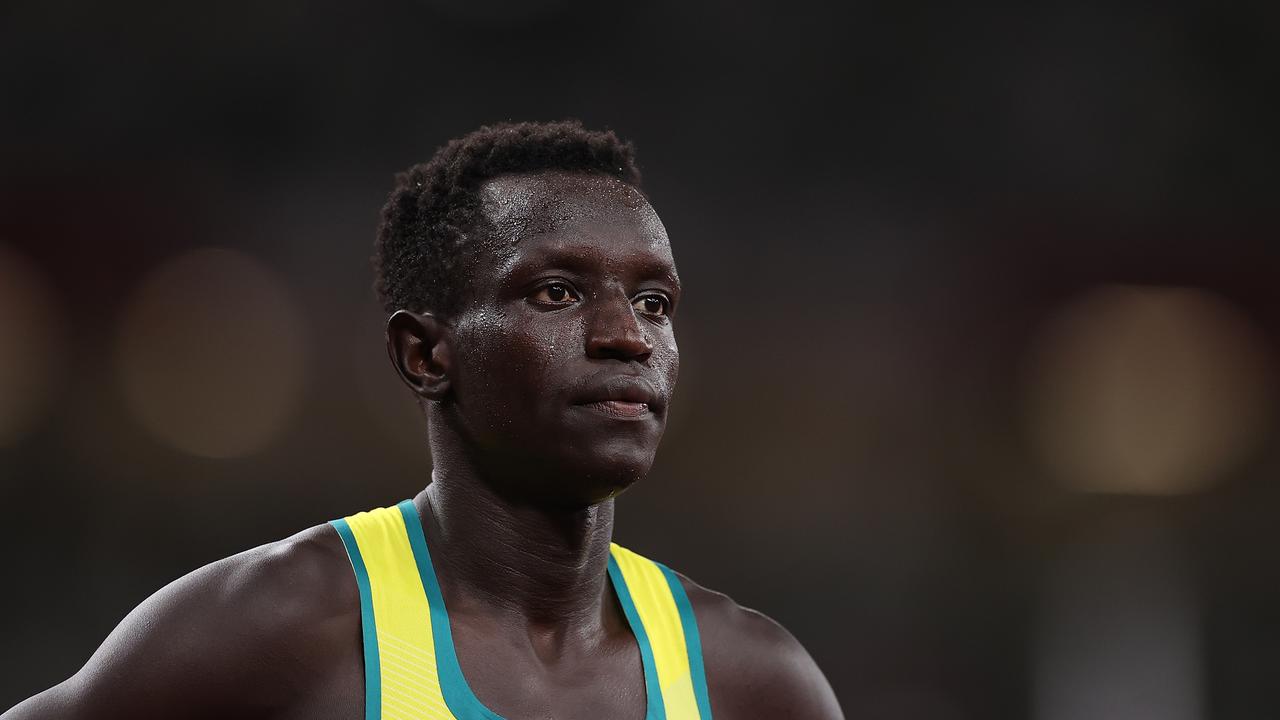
5, 120, 843, 719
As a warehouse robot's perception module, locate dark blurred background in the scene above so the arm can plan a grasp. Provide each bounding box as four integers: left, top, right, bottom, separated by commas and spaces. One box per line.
2, 0, 1278, 717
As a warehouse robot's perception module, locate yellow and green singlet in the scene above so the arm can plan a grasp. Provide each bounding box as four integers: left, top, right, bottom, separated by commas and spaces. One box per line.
330, 500, 714, 719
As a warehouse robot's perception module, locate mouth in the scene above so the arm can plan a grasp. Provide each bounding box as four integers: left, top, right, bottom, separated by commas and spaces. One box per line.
577, 399, 651, 419
571, 376, 662, 420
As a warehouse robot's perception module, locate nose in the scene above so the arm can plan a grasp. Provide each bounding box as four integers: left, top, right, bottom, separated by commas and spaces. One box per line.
585, 294, 653, 363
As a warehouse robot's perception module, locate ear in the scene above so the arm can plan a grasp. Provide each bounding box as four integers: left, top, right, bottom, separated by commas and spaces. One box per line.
386, 309, 453, 400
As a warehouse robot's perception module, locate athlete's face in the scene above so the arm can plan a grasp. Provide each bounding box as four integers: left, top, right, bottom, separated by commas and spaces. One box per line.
445, 171, 680, 506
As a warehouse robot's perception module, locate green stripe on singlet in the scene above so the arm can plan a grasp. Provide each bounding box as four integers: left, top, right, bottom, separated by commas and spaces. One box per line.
330, 518, 381, 720
397, 500, 503, 720
609, 554, 668, 720
658, 562, 714, 719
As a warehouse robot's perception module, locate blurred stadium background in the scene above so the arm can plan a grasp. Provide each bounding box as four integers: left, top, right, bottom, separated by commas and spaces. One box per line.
2, 0, 1278, 717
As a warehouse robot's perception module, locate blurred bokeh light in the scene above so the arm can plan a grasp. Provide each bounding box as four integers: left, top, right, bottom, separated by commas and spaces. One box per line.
115, 247, 306, 458
1023, 284, 1274, 495
0, 243, 64, 447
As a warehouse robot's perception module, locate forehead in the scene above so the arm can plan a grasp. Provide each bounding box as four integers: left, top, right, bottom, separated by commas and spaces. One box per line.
475, 171, 674, 270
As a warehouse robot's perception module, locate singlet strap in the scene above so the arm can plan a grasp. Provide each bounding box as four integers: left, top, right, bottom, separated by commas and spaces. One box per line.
609, 544, 715, 720
331, 505, 456, 719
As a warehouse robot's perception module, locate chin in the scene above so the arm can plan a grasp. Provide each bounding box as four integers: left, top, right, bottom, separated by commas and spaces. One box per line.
490, 423, 664, 507
552, 446, 657, 507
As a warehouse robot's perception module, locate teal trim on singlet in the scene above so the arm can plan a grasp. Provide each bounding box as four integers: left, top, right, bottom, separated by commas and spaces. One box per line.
397, 500, 501, 720
658, 562, 715, 719
608, 554, 668, 720
329, 518, 381, 720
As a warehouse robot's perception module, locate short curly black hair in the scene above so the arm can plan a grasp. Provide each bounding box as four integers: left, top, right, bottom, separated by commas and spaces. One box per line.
373, 119, 643, 317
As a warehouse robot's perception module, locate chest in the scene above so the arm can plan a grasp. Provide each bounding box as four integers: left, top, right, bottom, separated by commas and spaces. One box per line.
281, 618, 647, 720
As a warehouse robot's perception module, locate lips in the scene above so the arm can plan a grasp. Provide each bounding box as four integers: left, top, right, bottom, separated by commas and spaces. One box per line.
579, 400, 651, 419
571, 375, 663, 418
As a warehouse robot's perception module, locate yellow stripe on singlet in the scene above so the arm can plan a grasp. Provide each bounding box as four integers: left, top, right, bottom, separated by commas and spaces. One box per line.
609, 543, 704, 719
342, 505, 455, 719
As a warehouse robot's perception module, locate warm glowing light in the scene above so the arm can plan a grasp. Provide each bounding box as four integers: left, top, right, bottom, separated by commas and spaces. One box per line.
116, 248, 306, 458
1024, 284, 1273, 495
0, 245, 64, 446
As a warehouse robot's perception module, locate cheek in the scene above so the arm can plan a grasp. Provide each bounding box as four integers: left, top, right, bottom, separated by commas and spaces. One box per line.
521, 317, 582, 382
459, 314, 582, 413
652, 333, 680, 396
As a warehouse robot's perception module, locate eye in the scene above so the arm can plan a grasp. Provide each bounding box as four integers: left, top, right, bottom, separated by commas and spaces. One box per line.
529, 282, 580, 306
633, 293, 670, 318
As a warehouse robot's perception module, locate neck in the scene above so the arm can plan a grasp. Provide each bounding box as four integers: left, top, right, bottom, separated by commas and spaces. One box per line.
416, 450, 616, 633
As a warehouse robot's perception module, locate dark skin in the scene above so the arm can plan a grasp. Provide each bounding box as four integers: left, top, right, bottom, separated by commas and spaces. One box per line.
5, 171, 844, 719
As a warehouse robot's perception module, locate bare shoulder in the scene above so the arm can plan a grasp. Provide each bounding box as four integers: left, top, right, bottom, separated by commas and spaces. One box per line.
4, 523, 359, 719
675, 572, 844, 720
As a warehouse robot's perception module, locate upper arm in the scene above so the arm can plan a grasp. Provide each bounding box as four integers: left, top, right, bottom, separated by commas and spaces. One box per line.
684, 578, 844, 720
5, 559, 257, 719
3, 525, 355, 720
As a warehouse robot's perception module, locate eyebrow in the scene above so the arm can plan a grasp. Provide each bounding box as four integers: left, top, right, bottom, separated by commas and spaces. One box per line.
504, 246, 681, 289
